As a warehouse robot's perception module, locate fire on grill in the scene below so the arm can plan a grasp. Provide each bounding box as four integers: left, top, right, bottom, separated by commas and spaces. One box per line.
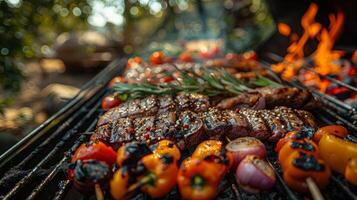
271, 3, 357, 107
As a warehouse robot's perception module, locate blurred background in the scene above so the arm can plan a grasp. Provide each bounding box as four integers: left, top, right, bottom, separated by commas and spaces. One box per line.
0, 0, 274, 152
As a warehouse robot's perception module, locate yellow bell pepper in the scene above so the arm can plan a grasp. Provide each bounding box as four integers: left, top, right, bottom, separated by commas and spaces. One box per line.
318, 134, 357, 173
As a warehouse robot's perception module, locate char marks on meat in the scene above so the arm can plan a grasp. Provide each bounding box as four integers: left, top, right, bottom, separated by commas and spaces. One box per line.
94, 93, 317, 149
216, 87, 316, 110
239, 108, 270, 140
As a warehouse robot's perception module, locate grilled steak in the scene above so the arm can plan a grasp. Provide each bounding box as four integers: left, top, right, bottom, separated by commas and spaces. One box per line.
216, 87, 316, 110
93, 92, 317, 149
239, 108, 270, 140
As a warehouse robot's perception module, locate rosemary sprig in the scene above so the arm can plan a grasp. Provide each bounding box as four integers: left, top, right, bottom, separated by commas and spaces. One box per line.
113, 68, 281, 99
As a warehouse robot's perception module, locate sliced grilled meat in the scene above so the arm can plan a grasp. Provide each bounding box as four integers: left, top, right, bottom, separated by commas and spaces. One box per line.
133, 116, 156, 144
259, 110, 287, 142
154, 111, 177, 140
139, 95, 158, 115
176, 110, 205, 149
295, 110, 317, 130
216, 87, 316, 110
158, 95, 176, 112
175, 93, 210, 112
239, 108, 270, 140
257, 87, 316, 109
201, 108, 231, 139
225, 110, 250, 139
216, 93, 261, 109
273, 106, 305, 131
97, 101, 130, 127
92, 117, 135, 149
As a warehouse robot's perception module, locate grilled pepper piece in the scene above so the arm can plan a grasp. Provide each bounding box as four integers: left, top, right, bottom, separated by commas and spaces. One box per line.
313, 125, 348, 143
318, 134, 357, 173
279, 139, 318, 169
72, 160, 111, 193
178, 157, 225, 200
71, 141, 117, 165
345, 156, 357, 185
275, 130, 314, 152
110, 168, 130, 200
139, 153, 178, 198
116, 142, 151, 167
283, 151, 331, 193
192, 140, 233, 172
150, 139, 181, 162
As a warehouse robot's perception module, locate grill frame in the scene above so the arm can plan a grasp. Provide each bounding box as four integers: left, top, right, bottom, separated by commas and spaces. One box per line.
0, 57, 356, 200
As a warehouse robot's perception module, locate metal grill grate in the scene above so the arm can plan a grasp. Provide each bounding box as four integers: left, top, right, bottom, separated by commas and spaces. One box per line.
0, 58, 356, 200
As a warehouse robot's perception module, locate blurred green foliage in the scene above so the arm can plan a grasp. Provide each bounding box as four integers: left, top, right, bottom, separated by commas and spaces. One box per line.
0, 0, 91, 92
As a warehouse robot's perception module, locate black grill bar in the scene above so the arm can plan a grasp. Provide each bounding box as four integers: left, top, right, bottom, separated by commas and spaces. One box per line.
0, 58, 126, 170
27, 119, 99, 200
2, 89, 105, 199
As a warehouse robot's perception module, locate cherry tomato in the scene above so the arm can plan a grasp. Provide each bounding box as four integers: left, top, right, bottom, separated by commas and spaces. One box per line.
179, 52, 193, 62
127, 56, 143, 68
225, 53, 240, 61
150, 51, 166, 65
159, 76, 175, 83
71, 141, 117, 165
243, 51, 257, 61
108, 76, 126, 88
101, 95, 122, 111
199, 46, 220, 59
313, 125, 348, 143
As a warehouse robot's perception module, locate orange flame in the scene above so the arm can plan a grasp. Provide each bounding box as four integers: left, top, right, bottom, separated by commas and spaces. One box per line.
273, 3, 348, 93
353, 50, 357, 63
272, 3, 319, 80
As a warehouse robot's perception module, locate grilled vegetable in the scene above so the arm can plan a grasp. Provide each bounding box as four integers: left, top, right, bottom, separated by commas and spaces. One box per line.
150, 139, 181, 162
102, 95, 122, 111
179, 52, 193, 62
235, 155, 276, 193
278, 139, 318, 169
313, 125, 348, 143
345, 156, 357, 185
116, 142, 151, 167
71, 141, 117, 166
192, 140, 233, 172
150, 51, 168, 65
275, 130, 314, 152
110, 168, 130, 200
72, 160, 111, 193
178, 158, 225, 200
226, 137, 266, 170
138, 153, 178, 198
127, 56, 143, 68
318, 134, 357, 173
108, 76, 126, 88
282, 151, 331, 193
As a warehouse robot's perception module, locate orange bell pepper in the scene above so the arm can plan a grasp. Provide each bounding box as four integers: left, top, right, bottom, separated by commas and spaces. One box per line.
318, 134, 357, 173
345, 156, 357, 185
116, 142, 151, 167
139, 153, 178, 198
151, 139, 181, 162
110, 168, 130, 200
313, 125, 348, 143
192, 140, 233, 172
283, 151, 331, 193
278, 139, 318, 169
178, 157, 225, 200
275, 130, 314, 152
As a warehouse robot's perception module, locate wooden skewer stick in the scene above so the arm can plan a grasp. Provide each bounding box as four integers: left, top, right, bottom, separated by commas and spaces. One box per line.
121, 174, 155, 200
95, 184, 104, 200
306, 177, 325, 200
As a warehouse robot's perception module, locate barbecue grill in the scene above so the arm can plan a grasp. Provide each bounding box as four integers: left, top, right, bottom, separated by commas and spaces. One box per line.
0, 53, 356, 200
